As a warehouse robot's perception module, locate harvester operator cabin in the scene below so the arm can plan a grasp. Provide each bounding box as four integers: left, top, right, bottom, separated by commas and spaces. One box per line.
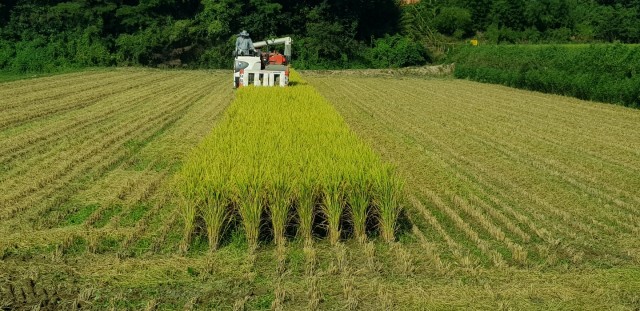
233, 30, 292, 88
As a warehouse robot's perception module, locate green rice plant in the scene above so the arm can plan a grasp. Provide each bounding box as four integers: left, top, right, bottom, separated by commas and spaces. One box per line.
200, 178, 229, 251
236, 178, 264, 250
266, 170, 293, 246
374, 164, 404, 243
323, 175, 345, 245
177, 176, 199, 253
347, 171, 371, 244
176, 69, 404, 249
297, 176, 318, 245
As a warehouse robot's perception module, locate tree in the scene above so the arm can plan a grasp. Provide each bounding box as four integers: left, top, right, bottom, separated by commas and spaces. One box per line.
433, 6, 472, 38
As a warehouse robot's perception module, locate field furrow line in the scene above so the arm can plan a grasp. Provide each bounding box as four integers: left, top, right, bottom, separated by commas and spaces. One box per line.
466, 80, 640, 131
0, 71, 162, 130
449, 83, 640, 173
0, 73, 194, 185
0, 70, 148, 112
0, 70, 112, 100
337, 80, 548, 238
429, 146, 566, 263
119, 193, 169, 254
402, 80, 640, 184
0, 70, 149, 111
320, 79, 540, 258
441, 148, 606, 262
408, 195, 475, 267
422, 102, 639, 232
461, 128, 639, 230
0, 73, 180, 168
465, 191, 530, 242
29, 74, 218, 227
0, 72, 198, 181
0, 75, 208, 220
150, 208, 180, 254
0, 225, 134, 254
383, 82, 628, 238
421, 189, 508, 267
6, 110, 179, 228
451, 194, 528, 264
437, 102, 640, 232
449, 151, 593, 263
403, 81, 640, 175
316, 77, 589, 263
104, 171, 167, 230
411, 225, 445, 271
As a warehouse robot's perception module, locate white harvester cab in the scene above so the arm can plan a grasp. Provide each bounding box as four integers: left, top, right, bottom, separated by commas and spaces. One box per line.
233, 34, 291, 88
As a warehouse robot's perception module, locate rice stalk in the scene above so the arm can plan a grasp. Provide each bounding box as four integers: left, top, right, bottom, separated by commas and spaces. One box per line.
348, 172, 371, 244
374, 165, 403, 243
178, 176, 199, 253
297, 176, 317, 244
201, 178, 229, 251
176, 70, 404, 248
323, 176, 344, 245
237, 179, 264, 250
267, 171, 292, 246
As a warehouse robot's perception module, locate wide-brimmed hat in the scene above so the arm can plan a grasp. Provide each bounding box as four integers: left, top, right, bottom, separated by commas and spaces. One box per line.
239, 30, 249, 37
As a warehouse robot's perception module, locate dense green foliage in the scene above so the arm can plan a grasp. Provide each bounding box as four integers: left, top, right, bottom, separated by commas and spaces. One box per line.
0, 0, 421, 71
453, 44, 640, 107
400, 0, 640, 65
1, 0, 640, 72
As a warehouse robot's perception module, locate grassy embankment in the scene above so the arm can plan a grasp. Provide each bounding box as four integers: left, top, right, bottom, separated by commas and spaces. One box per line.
452, 44, 640, 107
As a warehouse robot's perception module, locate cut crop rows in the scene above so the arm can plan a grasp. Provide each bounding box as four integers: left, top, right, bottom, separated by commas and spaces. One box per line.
0, 69, 233, 253
308, 74, 640, 268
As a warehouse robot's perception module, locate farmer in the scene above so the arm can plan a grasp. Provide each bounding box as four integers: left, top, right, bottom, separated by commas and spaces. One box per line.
235, 30, 255, 56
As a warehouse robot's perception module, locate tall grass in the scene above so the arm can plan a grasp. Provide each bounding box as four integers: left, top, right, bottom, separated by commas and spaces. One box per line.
177, 70, 404, 249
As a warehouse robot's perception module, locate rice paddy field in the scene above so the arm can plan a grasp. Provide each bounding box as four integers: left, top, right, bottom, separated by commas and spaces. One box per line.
1, 68, 639, 310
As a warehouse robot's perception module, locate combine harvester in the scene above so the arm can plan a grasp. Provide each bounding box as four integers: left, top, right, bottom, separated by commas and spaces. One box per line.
233, 30, 292, 88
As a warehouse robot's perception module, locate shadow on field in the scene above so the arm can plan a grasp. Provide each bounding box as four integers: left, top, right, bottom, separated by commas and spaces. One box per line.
192, 202, 412, 250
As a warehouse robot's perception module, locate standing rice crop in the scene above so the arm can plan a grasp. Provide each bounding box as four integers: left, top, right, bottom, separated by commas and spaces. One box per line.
177, 70, 403, 249
237, 177, 264, 250
266, 168, 293, 246
200, 177, 229, 251
322, 174, 344, 245
297, 175, 318, 244
177, 175, 199, 252
374, 164, 404, 243
347, 171, 371, 244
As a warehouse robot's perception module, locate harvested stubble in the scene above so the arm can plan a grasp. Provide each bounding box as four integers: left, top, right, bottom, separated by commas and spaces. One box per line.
178, 71, 403, 250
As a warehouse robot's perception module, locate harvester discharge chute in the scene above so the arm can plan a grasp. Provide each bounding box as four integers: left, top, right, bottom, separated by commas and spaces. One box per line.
233, 31, 292, 88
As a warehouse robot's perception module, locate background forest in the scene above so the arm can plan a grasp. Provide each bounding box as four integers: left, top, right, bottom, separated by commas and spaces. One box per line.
1, 0, 640, 72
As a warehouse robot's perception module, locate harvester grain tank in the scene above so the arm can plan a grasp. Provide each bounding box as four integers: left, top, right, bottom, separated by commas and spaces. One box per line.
233, 30, 292, 88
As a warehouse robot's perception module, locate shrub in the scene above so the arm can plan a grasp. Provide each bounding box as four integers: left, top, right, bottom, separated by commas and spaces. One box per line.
366, 35, 428, 68
453, 44, 640, 107
0, 40, 14, 70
